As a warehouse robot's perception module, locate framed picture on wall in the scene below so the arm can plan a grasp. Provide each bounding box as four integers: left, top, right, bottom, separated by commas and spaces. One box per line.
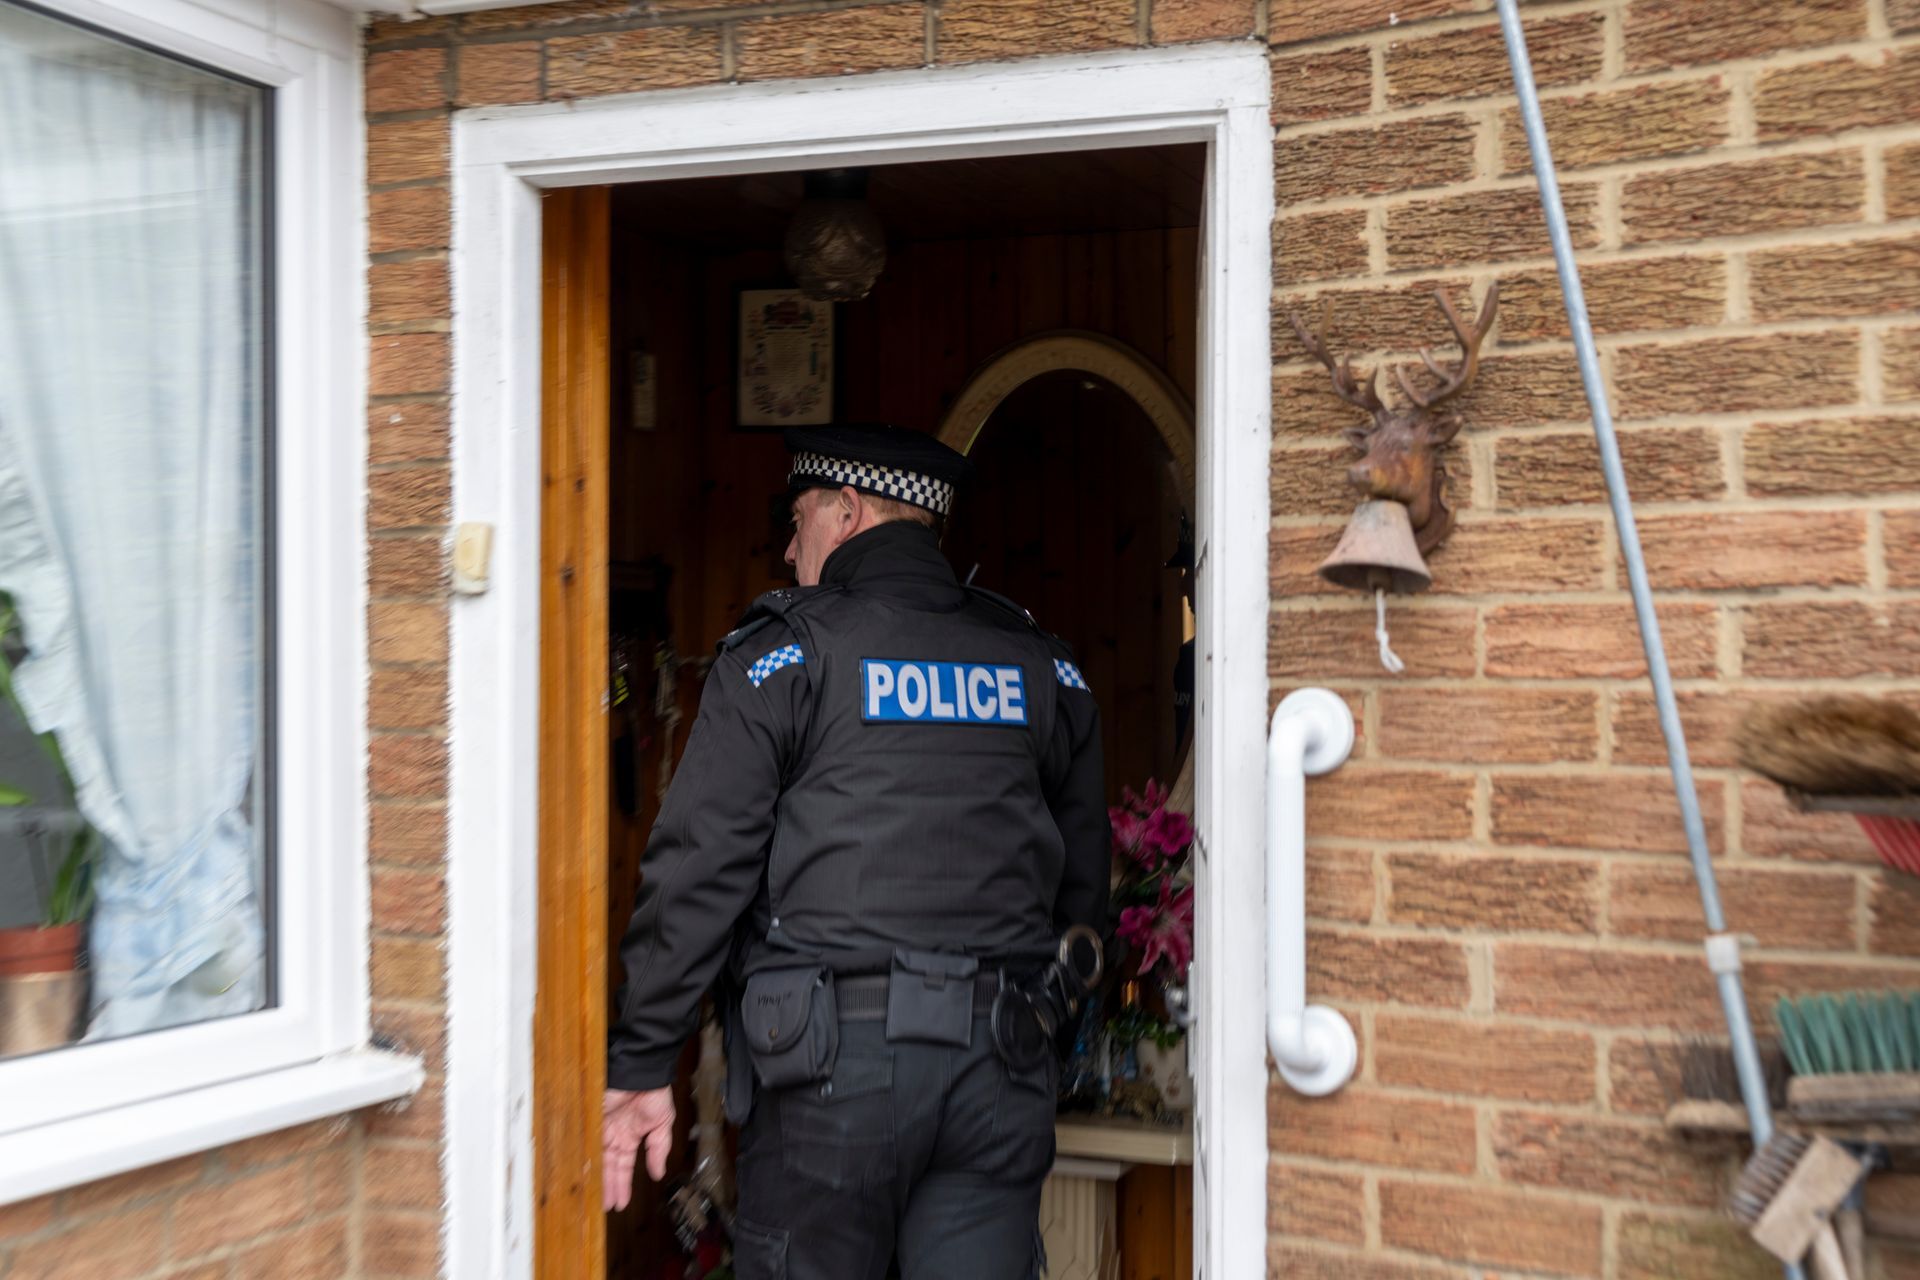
735, 287, 834, 429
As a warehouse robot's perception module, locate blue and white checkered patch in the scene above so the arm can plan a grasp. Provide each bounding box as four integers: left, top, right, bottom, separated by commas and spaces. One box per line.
747, 645, 805, 688
1054, 659, 1089, 691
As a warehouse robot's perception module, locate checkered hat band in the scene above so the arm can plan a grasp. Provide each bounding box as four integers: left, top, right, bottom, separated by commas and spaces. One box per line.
789, 451, 956, 517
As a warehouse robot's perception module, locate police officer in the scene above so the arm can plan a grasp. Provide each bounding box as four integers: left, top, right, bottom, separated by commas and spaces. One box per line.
603, 424, 1110, 1280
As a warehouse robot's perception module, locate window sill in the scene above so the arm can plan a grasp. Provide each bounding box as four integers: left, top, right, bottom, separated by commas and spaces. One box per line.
0, 1048, 424, 1205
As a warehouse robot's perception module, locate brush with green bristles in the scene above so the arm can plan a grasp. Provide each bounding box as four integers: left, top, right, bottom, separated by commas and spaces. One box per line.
1777, 992, 1920, 1078
1770, 992, 1915, 1279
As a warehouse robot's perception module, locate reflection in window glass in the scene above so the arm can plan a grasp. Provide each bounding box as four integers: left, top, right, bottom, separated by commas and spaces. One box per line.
0, 0, 272, 1059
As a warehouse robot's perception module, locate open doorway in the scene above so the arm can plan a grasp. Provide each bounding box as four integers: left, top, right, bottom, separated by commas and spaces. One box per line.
597, 148, 1201, 1279
444, 46, 1276, 1280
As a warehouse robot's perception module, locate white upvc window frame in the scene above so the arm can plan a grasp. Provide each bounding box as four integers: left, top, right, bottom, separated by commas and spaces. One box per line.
0, 0, 419, 1203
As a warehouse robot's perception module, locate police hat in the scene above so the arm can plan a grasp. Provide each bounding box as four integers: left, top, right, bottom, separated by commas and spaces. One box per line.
784, 424, 974, 518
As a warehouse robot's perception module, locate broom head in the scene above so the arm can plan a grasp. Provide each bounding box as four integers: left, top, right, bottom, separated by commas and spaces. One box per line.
1736, 696, 1920, 798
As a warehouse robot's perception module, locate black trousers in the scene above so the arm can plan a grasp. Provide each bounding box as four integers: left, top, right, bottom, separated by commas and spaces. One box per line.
732, 1017, 1055, 1280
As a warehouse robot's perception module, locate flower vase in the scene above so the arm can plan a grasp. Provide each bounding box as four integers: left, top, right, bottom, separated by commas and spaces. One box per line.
0, 922, 85, 1058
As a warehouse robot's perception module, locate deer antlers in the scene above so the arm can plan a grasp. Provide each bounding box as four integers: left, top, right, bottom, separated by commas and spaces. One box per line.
1289, 299, 1386, 423
1393, 283, 1497, 412
1285, 284, 1500, 557
1288, 282, 1498, 432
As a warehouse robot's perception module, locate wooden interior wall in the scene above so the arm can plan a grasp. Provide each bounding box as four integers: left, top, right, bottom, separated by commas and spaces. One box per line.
609, 223, 1198, 749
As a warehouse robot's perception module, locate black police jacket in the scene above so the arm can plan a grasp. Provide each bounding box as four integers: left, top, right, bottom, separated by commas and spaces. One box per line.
608, 520, 1109, 1091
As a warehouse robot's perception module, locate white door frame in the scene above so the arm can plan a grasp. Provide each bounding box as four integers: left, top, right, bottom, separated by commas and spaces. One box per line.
445, 43, 1275, 1280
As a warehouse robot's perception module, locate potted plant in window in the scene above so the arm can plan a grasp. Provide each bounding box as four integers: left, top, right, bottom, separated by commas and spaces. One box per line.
0, 598, 94, 1057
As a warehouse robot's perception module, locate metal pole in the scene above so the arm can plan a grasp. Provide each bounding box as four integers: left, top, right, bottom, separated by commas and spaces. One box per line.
1492, 6, 1800, 1277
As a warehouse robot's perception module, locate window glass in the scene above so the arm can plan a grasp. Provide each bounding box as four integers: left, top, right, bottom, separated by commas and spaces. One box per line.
0, 0, 272, 1060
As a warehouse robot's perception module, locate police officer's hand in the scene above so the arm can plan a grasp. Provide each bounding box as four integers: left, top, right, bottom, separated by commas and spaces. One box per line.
602, 1086, 676, 1212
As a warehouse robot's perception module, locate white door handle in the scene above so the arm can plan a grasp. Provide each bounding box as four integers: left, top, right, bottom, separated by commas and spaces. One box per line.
1267, 688, 1359, 1096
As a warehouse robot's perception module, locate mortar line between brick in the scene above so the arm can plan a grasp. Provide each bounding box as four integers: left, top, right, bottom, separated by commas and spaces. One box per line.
1371, 847, 1389, 926
1862, 325, 1889, 408
1598, 2, 1623, 82
1728, 67, 1758, 147
1712, 600, 1739, 682
1277, 220, 1920, 283
1474, 1102, 1495, 1178
1275, 408, 1918, 451
1276, 129, 1920, 214
345, 1117, 368, 1278
1277, 580, 1915, 608
1359, 205, 1387, 277
1469, 939, 1495, 1016
1599, 1201, 1621, 1280
1273, 32, 1920, 125
1855, 872, 1873, 952
1304, 236, 1918, 300
1273, 1158, 1724, 1219
1309, 917, 1897, 963
368, 248, 451, 267
395, 0, 917, 48
1868, 506, 1891, 592
1265, 0, 1740, 66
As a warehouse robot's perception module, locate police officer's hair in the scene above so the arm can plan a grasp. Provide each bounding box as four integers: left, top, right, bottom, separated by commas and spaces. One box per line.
805, 484, 945, 537
863, 492, 944, 536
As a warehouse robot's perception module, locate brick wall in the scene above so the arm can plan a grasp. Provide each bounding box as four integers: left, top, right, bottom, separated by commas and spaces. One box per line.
1269, 0, 1920, 1276
0, 1119, 375, 1280
354, 1, 1920, 1278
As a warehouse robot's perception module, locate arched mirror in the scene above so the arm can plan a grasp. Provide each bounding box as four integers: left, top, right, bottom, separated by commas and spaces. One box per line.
939, 333, 1196, 804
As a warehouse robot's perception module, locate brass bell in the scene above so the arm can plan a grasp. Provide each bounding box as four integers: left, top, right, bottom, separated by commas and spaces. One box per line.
1317, 500, 1431, 594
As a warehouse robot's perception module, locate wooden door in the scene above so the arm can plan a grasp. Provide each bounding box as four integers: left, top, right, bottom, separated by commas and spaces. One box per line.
536, 184, 612, 1280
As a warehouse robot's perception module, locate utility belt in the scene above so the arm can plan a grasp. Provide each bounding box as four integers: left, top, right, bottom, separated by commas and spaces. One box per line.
836, 970, 1004, 1023
724, 930, 1102, 1125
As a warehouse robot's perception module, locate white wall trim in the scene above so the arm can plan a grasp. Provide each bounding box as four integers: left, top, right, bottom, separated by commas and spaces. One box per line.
447, 43, 1274, 1280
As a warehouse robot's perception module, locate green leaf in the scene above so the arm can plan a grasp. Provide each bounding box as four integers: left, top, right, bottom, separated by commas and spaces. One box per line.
44, 826, 94, 927
0, 782, 29, 806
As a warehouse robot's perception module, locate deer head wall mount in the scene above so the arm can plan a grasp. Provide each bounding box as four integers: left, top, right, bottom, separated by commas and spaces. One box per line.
1288, 282, 1498, 558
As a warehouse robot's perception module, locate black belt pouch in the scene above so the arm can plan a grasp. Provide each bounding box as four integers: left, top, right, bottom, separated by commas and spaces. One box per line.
886, 950, 978, 1048
740, 966, 839, 1089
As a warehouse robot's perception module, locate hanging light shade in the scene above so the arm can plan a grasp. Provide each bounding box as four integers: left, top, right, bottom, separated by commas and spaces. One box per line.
783, 168, 887, 302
